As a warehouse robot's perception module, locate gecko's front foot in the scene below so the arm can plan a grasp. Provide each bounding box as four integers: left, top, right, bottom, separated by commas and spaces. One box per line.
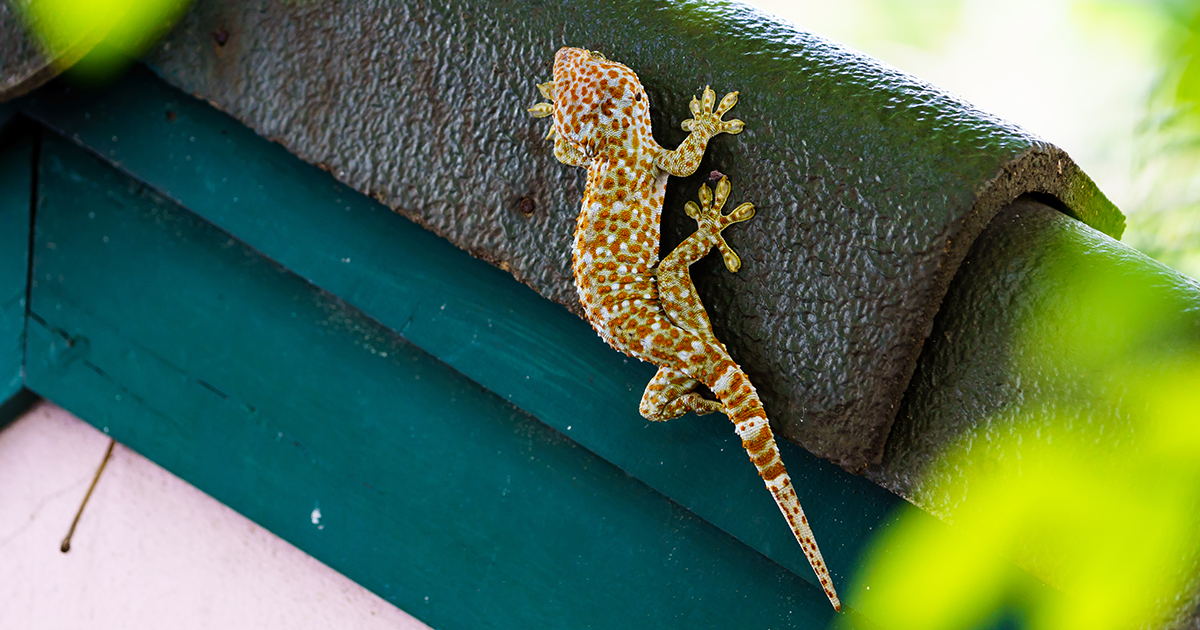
681, 86, 744, 137
685, 177, 755, 272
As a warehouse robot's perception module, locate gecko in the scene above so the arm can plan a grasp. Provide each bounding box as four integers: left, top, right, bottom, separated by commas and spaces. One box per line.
529, 47, 840, 611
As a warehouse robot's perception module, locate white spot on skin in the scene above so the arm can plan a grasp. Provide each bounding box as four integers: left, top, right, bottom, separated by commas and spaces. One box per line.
311, 504, 322, 525
714, 365, 738, 394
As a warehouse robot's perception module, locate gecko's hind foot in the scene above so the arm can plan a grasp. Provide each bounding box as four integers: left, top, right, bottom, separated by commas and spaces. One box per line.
684, 177, 755, 272
640, 367, 727, 421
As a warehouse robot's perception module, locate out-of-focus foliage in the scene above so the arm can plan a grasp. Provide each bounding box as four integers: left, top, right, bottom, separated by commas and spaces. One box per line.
13, 0, 191, 83
764, 0, 966, 53
751, 0, 1200, 281
845, 259, 1200, 629
1124, 0, 1200, 280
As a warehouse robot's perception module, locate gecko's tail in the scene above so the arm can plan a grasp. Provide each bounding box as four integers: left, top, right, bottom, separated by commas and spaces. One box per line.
711, 363, 842, 612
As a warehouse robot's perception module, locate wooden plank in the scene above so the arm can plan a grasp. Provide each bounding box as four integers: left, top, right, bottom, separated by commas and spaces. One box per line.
0, 130, 31, 406
21, 68, 908, 596
26, 134, 847, 629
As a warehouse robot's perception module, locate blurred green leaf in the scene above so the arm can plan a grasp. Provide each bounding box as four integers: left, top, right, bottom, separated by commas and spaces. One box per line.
14, 0, 192, 83
849, 256, 1200, 629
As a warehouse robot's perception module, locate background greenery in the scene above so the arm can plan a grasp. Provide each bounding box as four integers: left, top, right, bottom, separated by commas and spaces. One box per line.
748, 0, 1200, 280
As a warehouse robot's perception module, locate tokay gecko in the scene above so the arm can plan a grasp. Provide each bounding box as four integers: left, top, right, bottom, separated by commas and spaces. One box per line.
529, 47, 840, 611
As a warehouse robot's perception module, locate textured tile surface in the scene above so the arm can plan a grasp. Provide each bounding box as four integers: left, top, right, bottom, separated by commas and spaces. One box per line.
142, 0, 1123, 469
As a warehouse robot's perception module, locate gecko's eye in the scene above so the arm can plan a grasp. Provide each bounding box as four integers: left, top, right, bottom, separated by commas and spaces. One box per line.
634, 92, 643, 102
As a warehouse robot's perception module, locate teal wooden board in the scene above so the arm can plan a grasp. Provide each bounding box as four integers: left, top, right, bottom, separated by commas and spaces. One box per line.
0, 132, 31, 403
0, 388, 37, 429
20, 68, 908, 598
26, 134, 847, 629
0, 102, 17, 137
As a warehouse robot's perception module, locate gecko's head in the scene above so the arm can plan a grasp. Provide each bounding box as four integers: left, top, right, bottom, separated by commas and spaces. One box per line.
529, 47, 652, 157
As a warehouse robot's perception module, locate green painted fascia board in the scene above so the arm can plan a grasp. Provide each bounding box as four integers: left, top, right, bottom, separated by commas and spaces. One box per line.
18, 68, 909, 596
0, 388, 37, 428
0, 130, 31, 402
26, 133, 846, 628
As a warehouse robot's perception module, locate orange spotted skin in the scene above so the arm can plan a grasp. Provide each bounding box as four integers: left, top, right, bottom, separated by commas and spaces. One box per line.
530, 47, 841, 611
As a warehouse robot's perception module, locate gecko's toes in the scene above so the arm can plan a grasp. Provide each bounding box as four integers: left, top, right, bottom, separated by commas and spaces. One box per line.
722, 248, 742, 273
713, 176, 732, 209
727, 202, 755, 224
720, 119, 744, 134
697, 182, 714, 211
716, 91, 739, 115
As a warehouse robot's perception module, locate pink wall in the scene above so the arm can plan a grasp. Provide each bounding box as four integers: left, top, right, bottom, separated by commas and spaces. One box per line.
0, 401, 431, 629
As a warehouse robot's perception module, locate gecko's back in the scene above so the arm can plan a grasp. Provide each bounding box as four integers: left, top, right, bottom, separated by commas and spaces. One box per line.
549, 48, 669, 351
